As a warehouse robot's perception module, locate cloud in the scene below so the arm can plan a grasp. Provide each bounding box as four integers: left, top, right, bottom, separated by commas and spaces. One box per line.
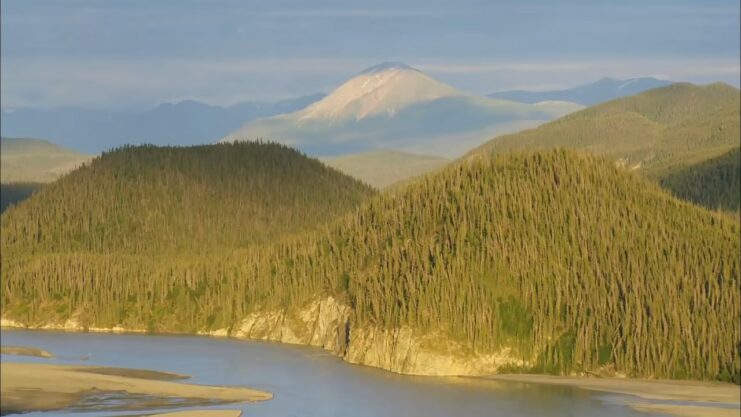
417, 59, 741, 77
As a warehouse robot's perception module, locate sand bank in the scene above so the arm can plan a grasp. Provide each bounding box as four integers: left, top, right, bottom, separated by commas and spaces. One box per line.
1, 345, 54, 358
631, 403, 738, 417
0, 362, 271, 415
489, 374, 740, 417
141, 411, 242, 417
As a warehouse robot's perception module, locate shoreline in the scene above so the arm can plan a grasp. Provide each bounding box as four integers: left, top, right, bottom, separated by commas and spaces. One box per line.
0, 362, 272, 415
4, 322, 739, 417
488, 374, 740, 417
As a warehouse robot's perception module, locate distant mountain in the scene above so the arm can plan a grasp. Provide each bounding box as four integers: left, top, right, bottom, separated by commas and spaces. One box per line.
488, 77, 673, 106
0, 94, 324, 154
1, 137, 93, 183
321, 150, 449, 188
222, 62, 583, 157
471, 82, 740, 209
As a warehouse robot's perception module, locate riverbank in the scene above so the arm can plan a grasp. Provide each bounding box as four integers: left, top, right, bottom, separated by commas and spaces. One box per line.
3, 319, 739, 417
489, 374, 740, 417
0, 362, 272, 415
1, 345, 54, 358
141, 411, 243, 417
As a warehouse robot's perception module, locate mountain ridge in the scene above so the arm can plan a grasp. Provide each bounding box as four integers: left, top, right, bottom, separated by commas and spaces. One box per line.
473, 82, 740, 176
1, 137, 93, 183
488, 77, 673, 106
222, 63, 582, 157
1, 94, 325, 154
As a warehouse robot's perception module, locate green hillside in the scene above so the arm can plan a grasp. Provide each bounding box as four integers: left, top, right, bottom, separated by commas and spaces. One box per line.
3, 149, 737, 382
0, 183, 43, 212
1, 137, 93, 183
660, 147, 740, 211
321, 150, 449, 188
471, 83, 740, 185
1, 142, 375, 254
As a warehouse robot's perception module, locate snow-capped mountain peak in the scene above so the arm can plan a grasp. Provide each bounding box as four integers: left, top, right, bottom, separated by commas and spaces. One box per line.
296, 62, 461, 122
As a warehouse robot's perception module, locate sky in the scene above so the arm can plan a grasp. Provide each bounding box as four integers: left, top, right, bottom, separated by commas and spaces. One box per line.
1, 0, 739, 110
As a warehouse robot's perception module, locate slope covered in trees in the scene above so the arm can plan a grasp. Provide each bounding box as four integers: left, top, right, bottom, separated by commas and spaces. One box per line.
660, 147, 740, 211
1, 142, 375, 254
3, 149, 737, 383
471, 83, 740, 209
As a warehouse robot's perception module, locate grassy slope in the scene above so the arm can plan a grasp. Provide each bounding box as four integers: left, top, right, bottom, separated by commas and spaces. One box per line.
3, 149, 737, 382
0, 137, 93, 183
471, 83, 740, 181
1, 142, 375, 254
321, 150, 449, 188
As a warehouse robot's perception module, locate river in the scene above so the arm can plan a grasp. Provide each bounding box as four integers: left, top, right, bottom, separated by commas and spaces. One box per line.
1, 329, 665, 416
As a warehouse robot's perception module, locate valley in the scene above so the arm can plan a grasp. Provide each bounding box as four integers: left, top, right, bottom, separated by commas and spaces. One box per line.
1, 4, 739, 414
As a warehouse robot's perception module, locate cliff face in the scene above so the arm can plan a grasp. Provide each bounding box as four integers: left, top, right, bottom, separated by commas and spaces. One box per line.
227, 296, 350, 354
1, 297, 529, 377
344, 326, 528, 376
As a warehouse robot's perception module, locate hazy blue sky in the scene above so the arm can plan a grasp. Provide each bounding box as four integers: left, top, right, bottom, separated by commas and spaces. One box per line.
2, 0, 739, 109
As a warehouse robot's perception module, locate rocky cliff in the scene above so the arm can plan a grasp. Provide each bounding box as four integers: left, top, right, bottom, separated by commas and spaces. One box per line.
1, 296, 530, 377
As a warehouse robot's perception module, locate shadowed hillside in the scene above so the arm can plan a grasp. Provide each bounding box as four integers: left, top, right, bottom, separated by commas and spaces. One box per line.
3, 150, 737, 382
0, 183, 42, 212
660, 147, 740, 211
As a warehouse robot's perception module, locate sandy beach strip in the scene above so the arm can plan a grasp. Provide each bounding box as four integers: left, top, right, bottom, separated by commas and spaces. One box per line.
489, 374, 740, 417
1, 345, 54, 358
140, 411, 243, 417
631, 403, 739, 417
0, 362, 272, 415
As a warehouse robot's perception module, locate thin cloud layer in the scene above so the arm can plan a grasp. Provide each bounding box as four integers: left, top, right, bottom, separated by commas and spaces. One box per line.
1, 0, 739, 109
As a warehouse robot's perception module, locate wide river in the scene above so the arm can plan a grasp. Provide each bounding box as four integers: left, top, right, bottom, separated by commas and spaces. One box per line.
1, 329, 667, 417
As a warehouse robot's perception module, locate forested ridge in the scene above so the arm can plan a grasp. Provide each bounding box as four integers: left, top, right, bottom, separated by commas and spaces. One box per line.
2, 146, 738, 383
1, 142, 375, 254
470, 83, 740, 210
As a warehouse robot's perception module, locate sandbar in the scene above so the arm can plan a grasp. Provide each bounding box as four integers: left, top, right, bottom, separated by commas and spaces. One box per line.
1, 345, 54, 358
489, 374, 740, 417
0, 362, 271, 415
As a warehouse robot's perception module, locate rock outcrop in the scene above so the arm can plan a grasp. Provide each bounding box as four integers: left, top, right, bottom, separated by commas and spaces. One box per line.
1, 296, 530, 376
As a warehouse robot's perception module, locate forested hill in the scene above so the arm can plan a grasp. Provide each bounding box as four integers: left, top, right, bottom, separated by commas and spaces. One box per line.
0, 142, 375, 254
3, 150, 738, 382
469, 83, 740, 210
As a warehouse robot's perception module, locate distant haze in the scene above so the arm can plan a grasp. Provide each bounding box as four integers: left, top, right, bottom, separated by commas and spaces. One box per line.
0, 95, 324, 154
488, 77, 674, 106
1, 0, 739, 110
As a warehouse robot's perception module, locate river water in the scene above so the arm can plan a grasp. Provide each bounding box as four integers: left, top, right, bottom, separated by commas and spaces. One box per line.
1, 329, 666, 417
